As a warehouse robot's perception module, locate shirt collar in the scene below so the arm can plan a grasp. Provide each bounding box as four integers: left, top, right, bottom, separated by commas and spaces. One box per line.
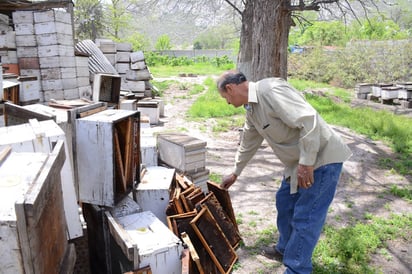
248, 81, 258, 103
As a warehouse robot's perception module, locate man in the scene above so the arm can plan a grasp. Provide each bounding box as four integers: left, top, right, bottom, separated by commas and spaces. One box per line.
217, 70, 352, 274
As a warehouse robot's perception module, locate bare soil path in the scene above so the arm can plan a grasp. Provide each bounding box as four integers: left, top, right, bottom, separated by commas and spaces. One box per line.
152, 75, 412, 274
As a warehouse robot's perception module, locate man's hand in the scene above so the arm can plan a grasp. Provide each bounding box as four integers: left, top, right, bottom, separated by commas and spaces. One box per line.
297, 164, 314, 189
221, 173, 238, 189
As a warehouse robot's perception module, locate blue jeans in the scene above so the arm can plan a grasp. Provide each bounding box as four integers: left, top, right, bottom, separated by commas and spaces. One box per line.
275, 163, 343, 274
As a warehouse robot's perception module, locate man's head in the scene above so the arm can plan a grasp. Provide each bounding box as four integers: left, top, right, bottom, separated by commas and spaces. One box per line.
217, 70, 248, 107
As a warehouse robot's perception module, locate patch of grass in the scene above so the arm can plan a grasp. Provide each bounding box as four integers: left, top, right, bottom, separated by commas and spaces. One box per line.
389, 185, 412, 201
189, 84, 205, 95
151, 79, 177, 96
303, 93, 412, 176
209, 172, 221, 183
313, 213, 412, 273
188, 78, 245, 119
211, 117, 244, 133
248, 225, 278, 249
248, 210, 259, 216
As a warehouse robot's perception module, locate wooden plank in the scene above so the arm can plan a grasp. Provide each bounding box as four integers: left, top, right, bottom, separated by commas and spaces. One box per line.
124, 118, 133, 184
190, 206, 237, 274
78, 105, 107, 118
181, 232, 203, 274
4, 102, 55, 126
114, 128, 127, 192
16, 140, 68, 274
105, 211, 136, 262
0, 146, 12, 164
172, 187, 185, 215
207, 181, 239, 232
181, 248, 190, 274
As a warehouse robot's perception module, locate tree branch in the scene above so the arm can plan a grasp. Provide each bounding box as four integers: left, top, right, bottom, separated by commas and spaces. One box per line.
223, 0, 242, 15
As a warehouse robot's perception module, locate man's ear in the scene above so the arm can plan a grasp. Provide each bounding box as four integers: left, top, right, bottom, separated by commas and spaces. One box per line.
225, 83, 233, 93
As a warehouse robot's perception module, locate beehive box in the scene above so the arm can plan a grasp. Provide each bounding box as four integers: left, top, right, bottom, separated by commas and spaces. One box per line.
0, 118, 83, 240
18, 75, 40, 104
82, 196, 142, 274
92, 73, 121, 106
381, 86, 400, 100
135, 166, 175, 224
76, 109, 140, 207
157, 133, 207, 173
137, 100, 159, 125
106, 211, 183, 274
0, 142, 75, 273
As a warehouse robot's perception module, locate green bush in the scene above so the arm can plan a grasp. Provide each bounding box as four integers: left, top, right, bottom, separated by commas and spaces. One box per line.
289, 39, 412, 88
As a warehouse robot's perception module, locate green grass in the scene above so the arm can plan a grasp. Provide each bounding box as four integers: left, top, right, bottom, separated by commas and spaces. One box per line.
187, 76, 245, 119
313, 213, 412, 273
302, 94, 412, 175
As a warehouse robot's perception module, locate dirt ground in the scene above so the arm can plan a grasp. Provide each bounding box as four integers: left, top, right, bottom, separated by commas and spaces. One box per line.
151, 75, 412, 274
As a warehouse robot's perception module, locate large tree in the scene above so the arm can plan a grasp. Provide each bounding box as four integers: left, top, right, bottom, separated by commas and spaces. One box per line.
145, 0, 383, 81
225, 0, 383, 81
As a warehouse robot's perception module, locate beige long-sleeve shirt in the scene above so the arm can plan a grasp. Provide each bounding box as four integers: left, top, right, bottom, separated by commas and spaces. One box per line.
234, 78, 352, 193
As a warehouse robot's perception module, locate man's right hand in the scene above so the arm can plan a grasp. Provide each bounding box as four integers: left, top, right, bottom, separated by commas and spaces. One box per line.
221, 173, 238, 189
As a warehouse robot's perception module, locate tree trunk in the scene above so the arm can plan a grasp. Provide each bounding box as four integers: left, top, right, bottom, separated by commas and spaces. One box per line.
238, 0, 292, 81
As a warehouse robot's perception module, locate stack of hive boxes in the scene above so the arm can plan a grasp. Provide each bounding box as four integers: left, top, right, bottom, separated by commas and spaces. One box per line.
0, 14, 18, 74
76, 109, 183, 273
96, 39, 152, 98
34, 9, 76, 101
9, 9, 91, 103
157, 133, 210, 192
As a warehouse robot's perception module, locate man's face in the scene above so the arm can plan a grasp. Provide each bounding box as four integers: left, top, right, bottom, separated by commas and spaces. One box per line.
219, 83, 242, 108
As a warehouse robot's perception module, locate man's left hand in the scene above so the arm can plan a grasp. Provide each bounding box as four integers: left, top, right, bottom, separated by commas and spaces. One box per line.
297, 164, 314, 189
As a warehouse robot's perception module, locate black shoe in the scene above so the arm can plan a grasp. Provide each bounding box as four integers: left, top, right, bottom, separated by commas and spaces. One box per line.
261, 245, 284, 262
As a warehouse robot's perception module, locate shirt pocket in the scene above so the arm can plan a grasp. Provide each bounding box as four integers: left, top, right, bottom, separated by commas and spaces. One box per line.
260, 118, 299, 144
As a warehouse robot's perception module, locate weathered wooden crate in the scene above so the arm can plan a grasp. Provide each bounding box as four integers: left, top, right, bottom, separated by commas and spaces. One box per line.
136, 166, 175, 224
39, 56, 76, 68
16, 46, 38, 58
116, 42, 132, 52
398, 89, 412, 100
3, 100, 108, 195
14, 23, 34, 36
140, 135, 158, 167
157, 133, 207, 173
15, 34, 36, 47
34, 21, 73, 36
18, 57, 40, 70
82, 196, 142, 274
130, 51, 145, 63
0, 118, 83, 240
116, 63, 130, 74
137, 100, 159, 125
381, 86, 400, 100
0, 31, 17, 48
76, 109, 140, 207
12, 10, 34, 24
92, 73, 121, 106
122, 80, 146, 93
38, 44, 75, 58
116, 51, 130, 63
126, 69, 152, 81
34, 9, 72, 24
36, 32, 74, 46
18, 75, 40, 104
130, 61, 146, 70
0, 141, 76, 273
106, 211, 183, 273
2, 80, 19, 105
